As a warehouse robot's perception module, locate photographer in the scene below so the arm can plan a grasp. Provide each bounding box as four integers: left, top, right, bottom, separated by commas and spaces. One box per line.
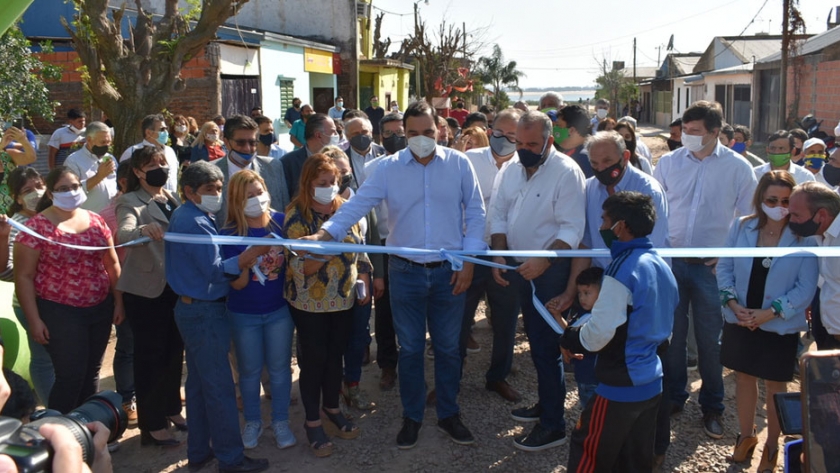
0, 346, 113, 473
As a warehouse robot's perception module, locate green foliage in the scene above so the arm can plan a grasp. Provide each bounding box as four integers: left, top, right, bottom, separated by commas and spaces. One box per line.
183, 0, 202, 22
0, 25, 62, 122
476, 44, 525, 109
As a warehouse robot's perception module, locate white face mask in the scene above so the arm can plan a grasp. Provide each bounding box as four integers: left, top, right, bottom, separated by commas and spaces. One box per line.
175, 125, 188, 133
681, 133, 709, 153
22, 188, 45, 212
69, 125, 84, 135
52, 187, 87, 211
408, 135, 437, 158
329, 133, 341, 146
313, 184, 339, 205
596, 108, 608, 119
244, 193, 270, 217
762, 202, 790, 222
206, 133, 218, 142
196, 193, 223, 214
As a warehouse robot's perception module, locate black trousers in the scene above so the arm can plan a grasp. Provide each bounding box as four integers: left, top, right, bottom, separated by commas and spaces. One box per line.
375, 249, 398, 370
38, 297, 112, 414
290, 307, 353, 422
568, 393, 661, 473
124, 286, 183, 431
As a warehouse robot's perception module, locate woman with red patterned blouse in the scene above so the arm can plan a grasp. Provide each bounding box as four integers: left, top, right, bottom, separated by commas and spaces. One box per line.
14, 166, 124, 414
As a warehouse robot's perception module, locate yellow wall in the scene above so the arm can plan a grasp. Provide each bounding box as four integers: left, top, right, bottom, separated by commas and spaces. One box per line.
359, 65, 412, 109
359, 0, 373, 59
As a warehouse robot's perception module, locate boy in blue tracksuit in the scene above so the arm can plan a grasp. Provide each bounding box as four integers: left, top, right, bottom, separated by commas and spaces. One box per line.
561, 191, 678, 473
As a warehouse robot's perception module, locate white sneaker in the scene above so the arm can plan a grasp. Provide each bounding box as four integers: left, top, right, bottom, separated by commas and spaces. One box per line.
242, 421, 263, 449
272, 420, 296, 449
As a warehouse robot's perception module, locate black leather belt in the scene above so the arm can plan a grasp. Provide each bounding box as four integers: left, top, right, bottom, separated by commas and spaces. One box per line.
180, 295, 226, 304
680, 257, 711, 265
393, 255, 445, 269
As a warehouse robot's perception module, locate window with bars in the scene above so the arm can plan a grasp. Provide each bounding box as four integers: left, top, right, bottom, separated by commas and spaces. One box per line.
279, 78, 294, 114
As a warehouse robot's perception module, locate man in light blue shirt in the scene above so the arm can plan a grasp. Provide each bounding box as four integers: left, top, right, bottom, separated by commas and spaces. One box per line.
328, 96, 345, 121
305, 100, 486, 450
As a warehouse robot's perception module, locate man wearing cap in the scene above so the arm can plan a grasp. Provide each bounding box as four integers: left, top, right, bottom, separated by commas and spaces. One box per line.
803, 137, 828, 175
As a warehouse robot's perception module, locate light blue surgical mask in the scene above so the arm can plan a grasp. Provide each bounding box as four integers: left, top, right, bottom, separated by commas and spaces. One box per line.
157, 130, 169, 146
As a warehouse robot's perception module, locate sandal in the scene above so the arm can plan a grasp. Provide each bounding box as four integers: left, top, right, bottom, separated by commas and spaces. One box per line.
757, 444, 779, 473
321, 408, 360, 440
303, 423, 333, 458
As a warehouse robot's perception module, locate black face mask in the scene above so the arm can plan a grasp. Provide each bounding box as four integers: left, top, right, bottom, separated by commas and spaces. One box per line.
258, 133, 274, 146
624, 139, 636, 156
595, 161, 625, 187
350, 134, 372, 152
91, 145, 109, 158
789, 214, 820, 238
824, 165, 840, 187
339, 174, 353, 194
382, 134, 407, 154
667, 139, 682, 151
144, 167, 170, 187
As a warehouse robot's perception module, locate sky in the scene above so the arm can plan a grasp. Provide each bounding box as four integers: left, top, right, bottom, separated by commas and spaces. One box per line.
370, 0, 840, 89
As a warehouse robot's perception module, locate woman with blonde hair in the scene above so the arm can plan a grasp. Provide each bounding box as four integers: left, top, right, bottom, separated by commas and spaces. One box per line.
220, 169, 295, 450
283, 154, 371, 457
453, 126, 490, 153
190, 121, 226, 162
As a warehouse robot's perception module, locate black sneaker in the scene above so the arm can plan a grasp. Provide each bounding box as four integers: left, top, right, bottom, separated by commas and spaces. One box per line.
513, 423, 567, 452
437, 414, 475, 445
397, 417, 422, 450
702, 412, 724, 439
218, 456, 269, 473
510, 403, 542, 422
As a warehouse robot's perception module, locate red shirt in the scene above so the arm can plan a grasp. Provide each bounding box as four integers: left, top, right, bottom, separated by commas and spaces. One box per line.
450, 109, 469, 126
16, 212, 112, 308
207, 144, 225, 161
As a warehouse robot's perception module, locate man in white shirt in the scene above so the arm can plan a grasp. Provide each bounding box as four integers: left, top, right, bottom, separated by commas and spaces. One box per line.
119, 114, 178, 193
48, 108, 86, 169
653, 101, 757, 439
490, 111, 586, 451
789, 181, 840, 350
64, 121, 117, 213
462, 108, 522, 403
753, 129, 815, 184
343, 117, 387, 188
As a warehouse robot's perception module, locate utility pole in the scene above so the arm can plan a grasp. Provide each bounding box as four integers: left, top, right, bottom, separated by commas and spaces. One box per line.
779, 0, 790, 128
633, 37, 637, 83
414, 2, 422, 99
657, 45, 661, 68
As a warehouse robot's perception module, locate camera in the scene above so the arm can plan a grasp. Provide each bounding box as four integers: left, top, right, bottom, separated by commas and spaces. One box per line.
0, 390, 127, 472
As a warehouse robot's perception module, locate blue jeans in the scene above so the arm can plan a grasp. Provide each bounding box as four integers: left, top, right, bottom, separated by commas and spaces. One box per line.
389, 258, 465, 422
13, 305, 54, 405
664, 259, 725, 414
515, 259, 570, 433
344, 301, 372, 384
174, 299, 243, 468
229, 306, 294, 424
114, 322, 134, 403
460, 259, 520, 383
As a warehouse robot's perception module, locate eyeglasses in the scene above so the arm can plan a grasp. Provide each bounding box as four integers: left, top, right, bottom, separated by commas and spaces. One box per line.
764, 197, 790, 206
232, 139, 258, 147
54, 184, 81, 193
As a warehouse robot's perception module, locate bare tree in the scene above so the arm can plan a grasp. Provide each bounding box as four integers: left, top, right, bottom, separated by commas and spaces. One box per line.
372, 12, 391, 59
62, 0, 251, 155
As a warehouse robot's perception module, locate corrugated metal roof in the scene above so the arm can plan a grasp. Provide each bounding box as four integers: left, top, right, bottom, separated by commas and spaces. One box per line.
760, 26, 840, 63
720, 38, 781, 63
622, 67, 659, 79
673, 56, 701, 74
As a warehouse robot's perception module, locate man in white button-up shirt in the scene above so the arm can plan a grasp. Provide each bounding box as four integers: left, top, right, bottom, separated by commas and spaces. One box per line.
461, 108, 522, 403
788, 181, 840, 350
64, 121, 118, 213
490, 111, 586, 451
654, 101, 757, 440
119, 114, 179, 193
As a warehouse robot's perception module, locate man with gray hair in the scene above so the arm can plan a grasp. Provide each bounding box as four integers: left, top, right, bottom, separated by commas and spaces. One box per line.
590, 98, 610, 130
343, 116, 387, 189
788, 181, 840, 350
489, 110, 585, 451
64, 121, 118, 213
166, 160, 271, 473
539, 92, 564, 111
119, 113, 179, 193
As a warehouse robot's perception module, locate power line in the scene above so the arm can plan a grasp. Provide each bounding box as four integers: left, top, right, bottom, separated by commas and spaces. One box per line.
372, 5, 413, 17
712, 0, 772, 60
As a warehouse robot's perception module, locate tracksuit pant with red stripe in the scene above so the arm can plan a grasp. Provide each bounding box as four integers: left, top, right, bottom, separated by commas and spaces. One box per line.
567, 392, 661, 473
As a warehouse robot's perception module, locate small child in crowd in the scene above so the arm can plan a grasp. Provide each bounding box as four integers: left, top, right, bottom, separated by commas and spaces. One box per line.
561, 267, 604, 409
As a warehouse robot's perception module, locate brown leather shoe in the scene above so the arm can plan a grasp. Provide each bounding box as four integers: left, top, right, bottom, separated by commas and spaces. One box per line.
485, 380, 522, 403
379, 367, 397, 391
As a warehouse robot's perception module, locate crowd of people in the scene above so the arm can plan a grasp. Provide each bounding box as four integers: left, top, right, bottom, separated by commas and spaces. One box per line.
0, 92, 837, 473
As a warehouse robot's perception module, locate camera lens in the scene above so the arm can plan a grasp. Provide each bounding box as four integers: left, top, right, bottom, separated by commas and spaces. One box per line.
25, 391, 127, 466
